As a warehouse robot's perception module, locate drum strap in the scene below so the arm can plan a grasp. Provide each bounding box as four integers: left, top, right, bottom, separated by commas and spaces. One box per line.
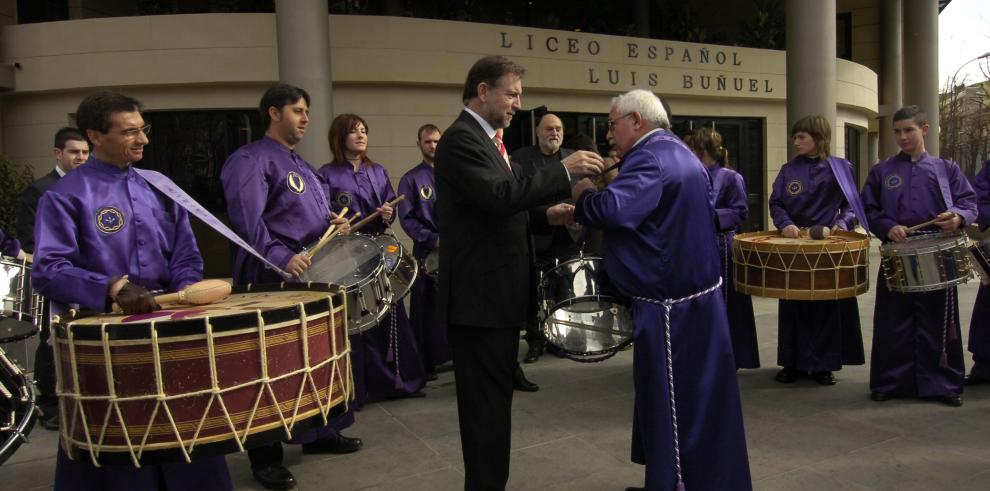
932, 159, 955, 210
632, 277, 722, 491
134, 169, 293, 280
827, 157, 871, 233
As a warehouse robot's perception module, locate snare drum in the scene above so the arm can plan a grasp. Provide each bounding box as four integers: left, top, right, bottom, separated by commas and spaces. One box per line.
0, 255, 41, 330
373, 234, 418, 301
538, 256, 632, 362
53, 283, 351, 466
302, 234, 392, 334
0, 346, 38, 465
732, 230, 870, 300
968, 236, 990, 286
880, 231, 974, 292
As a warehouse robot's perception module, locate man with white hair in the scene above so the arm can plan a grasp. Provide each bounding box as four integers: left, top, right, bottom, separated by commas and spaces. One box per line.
572, 89, 752, 490
511, 113, 579, 364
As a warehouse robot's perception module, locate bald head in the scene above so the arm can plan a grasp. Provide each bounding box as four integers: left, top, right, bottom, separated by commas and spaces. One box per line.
536, 113, 564, 155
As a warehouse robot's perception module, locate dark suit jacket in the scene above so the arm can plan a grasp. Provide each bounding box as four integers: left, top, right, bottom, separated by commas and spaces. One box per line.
511, 145, 581, 265
435, 110, 571, 329
16, 170, 61, 253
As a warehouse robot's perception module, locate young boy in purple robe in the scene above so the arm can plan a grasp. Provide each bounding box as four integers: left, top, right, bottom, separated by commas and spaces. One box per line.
398, 124, 450, 379
573, 89, 751, 491
686, 127, 759, 369
966, 160, 990, 385
221, 84, 359, 491
32, 91, 231, 491
319, 113, 427, 402
861, 105, 977, 407
768, 115, 866, 386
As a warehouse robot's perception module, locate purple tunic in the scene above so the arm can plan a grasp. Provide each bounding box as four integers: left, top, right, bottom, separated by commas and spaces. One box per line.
397, 162, 450, 371
575, 130, 751, 491
768, 155, 865, 373
221, 136, 332, 285
709, 165, 759, 368
0, 229, 20, 258
31, 157, 229, 490
319, 161, 426, 401
968, 160, 990, 376
862, 152, 978, 397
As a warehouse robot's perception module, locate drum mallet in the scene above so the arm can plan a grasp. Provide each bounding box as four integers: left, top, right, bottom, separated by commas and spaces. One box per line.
112, 279, 232, 313
350, 195, 406, 233
905, 217, 942, 233
797, 225, 831, 240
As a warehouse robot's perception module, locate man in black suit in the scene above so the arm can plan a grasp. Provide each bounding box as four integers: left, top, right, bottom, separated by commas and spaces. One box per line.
435, 55, 604, 490
511, 113, 582, 364
16, 126, 89, 430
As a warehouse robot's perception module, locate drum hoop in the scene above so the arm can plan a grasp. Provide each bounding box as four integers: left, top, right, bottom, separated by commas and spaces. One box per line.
0, 348, 39, 466
733, 230, 870, 254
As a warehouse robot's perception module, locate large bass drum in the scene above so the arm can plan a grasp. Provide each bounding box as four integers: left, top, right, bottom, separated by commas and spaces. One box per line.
538, 255, 632, 362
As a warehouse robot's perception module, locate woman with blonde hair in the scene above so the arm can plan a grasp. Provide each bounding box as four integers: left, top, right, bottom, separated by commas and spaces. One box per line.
768, 115, 868, 385
688, 127, 759, 369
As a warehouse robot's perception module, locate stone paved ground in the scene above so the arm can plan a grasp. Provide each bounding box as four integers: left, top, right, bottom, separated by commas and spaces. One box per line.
3, 246, 990, 490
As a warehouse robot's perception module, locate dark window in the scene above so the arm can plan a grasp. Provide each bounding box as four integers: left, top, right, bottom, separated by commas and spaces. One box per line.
836, 12, 853, 61
844, 124, 862, 187
135, 110, 263, 278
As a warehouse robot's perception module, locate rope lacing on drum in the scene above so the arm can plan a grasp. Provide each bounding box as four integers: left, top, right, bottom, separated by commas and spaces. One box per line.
632, 277, 723, 491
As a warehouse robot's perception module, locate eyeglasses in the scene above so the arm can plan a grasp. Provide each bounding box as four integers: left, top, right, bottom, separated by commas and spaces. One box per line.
607, 113, 634, 131
121, 124, 152, 139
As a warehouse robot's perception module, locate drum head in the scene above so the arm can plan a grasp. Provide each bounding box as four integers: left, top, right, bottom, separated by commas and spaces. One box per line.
303, 234, 384, 287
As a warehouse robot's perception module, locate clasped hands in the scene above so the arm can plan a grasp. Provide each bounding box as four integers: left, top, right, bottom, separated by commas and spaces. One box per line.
548, 151, 608, 225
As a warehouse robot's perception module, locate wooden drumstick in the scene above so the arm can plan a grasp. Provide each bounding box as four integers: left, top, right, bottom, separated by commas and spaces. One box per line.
305, 211, 361, 260
303, 206, 349, 260
350, 195, 406, 233
112, 279, 232, 313
905, 217, 942, 233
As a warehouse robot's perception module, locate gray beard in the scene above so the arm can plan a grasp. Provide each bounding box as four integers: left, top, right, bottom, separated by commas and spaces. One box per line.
539, 141, 561, 155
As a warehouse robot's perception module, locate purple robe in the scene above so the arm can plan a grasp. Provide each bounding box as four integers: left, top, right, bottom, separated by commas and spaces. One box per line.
709, 164, 760, 368
0, 229, 20, 257
968, 160, 990, 377
32, 156, 229, 490
221, 136, 332, 285
319, 161, 426, 401
397, 162, 450, 371
575, 130, 751, 491
768, 155, 865, 373
862, 152, 978, 397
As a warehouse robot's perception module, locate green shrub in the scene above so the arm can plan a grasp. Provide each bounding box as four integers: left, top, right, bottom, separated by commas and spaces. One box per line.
0, 155, 34, 232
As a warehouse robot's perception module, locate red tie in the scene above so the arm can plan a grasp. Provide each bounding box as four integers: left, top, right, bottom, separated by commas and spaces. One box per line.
493, 133, 512, 173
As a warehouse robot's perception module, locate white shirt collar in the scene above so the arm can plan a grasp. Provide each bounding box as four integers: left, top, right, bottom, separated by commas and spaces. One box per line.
55, 166, 67, 177
632, 128, 663, 149
463, 106, 497, 141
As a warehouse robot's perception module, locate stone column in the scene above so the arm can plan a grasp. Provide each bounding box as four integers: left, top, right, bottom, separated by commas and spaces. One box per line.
879, 0, 903, 158
902, 0, 939, 155
275, 0, 333, 166
785, 0, 837, 157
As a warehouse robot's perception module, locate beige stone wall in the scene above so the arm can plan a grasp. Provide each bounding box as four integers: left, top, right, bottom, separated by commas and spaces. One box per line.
0, 12, 879, 233
0, 0, 14, 27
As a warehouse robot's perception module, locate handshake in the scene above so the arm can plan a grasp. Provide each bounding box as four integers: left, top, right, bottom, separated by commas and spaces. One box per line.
547, 150, 609, 226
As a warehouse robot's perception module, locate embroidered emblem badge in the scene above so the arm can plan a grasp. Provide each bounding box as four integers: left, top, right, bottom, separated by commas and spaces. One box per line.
786, 180, 803, 196
287, 171, 306, 194
419, 185, 434, 201
96, 207, 125, 234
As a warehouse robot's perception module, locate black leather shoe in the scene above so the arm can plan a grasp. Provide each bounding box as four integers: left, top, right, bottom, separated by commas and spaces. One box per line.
302, 433, 363, 454
940, 394, 963, 407
425, 371, 439, 382
252, 465, 296, 491
870, 391, 891, 402
964, 372, 990, 386
775, 367, 799, 383
40, 412, 59, 431
625, 487, 645, 491
514, 365, 539, 392
524, 342, 544, 363
813, 371, 836, 386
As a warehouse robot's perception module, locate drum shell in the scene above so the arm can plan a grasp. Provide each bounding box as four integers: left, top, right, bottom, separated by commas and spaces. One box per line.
0, 255, 42, 330
373, 234, 418, 301
732, 230, 870, 300
538, 257, 632, 361
880, 232, 974, 293
53, 283, 351, 465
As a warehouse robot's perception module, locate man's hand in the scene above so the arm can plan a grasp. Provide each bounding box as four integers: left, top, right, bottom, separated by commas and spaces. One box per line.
377, 203, 394, 222
571, 178, 596, 201
888, 225, 909, 243
781, 224, 800, 239
330, 212, 350, 235
113, 282, 160, 315
933, 211, 962, 231
561, 150, 606, 177
547, 203, 575, 226
285, 253, 312, 278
